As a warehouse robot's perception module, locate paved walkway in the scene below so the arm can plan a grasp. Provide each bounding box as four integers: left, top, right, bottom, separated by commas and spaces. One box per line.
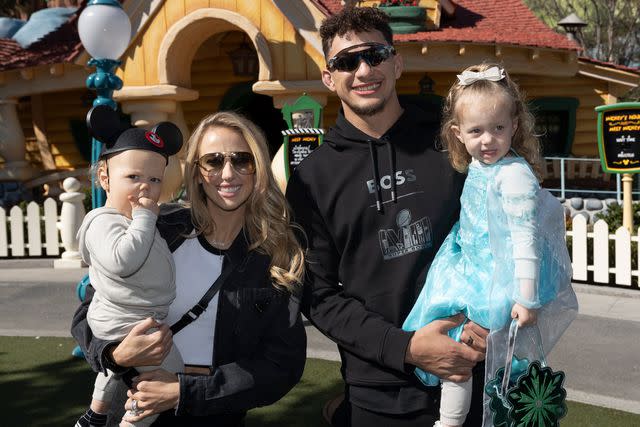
1, 259, 639, 414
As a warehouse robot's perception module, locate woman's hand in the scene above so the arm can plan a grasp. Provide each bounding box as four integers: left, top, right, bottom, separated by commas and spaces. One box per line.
123, 369, 180, 422
511, 303, 538, 327
111, 318, 172, 368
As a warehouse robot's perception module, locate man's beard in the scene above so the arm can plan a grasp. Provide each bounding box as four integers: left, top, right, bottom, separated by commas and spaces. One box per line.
344, 97, 386, 117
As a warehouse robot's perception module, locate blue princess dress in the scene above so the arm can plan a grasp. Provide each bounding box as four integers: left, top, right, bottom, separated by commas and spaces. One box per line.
402, 156, 577, 387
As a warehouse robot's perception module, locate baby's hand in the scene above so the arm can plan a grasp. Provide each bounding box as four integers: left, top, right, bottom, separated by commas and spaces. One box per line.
129, 192, 159, 216
511, 303, 537, 327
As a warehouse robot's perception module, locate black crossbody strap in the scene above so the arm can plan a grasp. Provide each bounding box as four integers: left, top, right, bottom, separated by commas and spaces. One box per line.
170, 261, 237, 335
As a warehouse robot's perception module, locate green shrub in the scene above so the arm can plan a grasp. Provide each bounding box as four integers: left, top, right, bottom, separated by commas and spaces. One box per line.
594, 201, 640, 231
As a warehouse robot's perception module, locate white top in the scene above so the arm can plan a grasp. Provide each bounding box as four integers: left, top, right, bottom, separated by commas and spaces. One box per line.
165, 234, 221, 366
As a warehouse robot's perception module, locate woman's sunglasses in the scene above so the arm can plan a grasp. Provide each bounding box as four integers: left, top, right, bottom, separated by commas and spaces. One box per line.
327, 43, 396, 72
195, 152, 256, 176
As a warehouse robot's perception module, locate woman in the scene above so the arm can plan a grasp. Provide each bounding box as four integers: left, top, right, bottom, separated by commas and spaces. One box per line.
71, 111, 306, 426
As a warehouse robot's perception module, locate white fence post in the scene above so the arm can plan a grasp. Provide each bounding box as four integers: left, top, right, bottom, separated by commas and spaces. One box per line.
592, 220, 609, 283
614, 227, 632, 286
571, 215, 588, 281
26, 201, 42, 256
54, 177, 86, 268
0, 207, 7, 257
9, 206, 24, 257
43, 198, 59, 256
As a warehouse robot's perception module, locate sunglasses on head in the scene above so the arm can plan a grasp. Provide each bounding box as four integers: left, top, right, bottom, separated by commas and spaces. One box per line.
195, 152, 256, 176
327, 43, 396, 72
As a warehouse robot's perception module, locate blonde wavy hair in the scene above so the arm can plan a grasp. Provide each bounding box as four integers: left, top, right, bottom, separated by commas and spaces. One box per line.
441, 63, 542, 180
184, 111, 305, 293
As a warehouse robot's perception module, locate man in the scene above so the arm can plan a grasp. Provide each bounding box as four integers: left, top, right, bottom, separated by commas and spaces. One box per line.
286, 6, 488, 427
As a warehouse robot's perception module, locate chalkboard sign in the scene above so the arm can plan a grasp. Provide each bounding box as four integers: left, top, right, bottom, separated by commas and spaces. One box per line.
596, 102, 640, 173
284, 133, 322, 171
281, 94, 324, 179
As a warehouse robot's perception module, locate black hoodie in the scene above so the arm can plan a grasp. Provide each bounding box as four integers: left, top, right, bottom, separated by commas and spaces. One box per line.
286, 104, 465, 413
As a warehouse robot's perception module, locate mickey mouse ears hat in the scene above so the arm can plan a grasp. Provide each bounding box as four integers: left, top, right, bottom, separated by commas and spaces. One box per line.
87, 105, 183, 164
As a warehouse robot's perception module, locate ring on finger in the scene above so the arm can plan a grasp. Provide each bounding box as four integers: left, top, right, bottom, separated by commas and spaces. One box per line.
131, 399, 138, 412
466, 335, 474, 346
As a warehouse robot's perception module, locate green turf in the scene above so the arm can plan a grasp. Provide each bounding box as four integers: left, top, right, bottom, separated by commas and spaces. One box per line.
1, 336, 638, 426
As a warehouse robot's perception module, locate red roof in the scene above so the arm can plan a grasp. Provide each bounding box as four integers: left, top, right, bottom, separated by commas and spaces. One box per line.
315, 0, 579, 51
0, 3, 86, 72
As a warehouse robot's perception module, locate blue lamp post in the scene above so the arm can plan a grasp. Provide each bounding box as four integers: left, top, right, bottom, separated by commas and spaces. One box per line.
72, 0, 131, 358
78, 0, 131, 208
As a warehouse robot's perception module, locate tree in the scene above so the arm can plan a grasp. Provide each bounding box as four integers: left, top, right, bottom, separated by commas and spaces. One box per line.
0, 0, 46, 19
524, 0, 640, 67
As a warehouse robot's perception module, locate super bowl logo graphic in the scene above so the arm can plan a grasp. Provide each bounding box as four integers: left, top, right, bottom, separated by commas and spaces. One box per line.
145, 131, 165, 148
379, 209, 432, 260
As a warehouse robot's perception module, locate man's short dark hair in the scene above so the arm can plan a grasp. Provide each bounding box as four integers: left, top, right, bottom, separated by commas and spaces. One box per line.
320, 7, 393, 58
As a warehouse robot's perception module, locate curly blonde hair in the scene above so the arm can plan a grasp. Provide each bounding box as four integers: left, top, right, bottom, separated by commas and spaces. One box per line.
441, 63, 542, 180
184, 111, 305, 293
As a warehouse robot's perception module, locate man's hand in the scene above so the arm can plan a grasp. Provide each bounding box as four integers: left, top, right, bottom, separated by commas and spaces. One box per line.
111, 318, 172, 368
462, 319, 489, 353
405, 314, 485, 383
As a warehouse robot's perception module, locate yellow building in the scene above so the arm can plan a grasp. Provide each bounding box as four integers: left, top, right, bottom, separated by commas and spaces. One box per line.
0, 0, 638, 199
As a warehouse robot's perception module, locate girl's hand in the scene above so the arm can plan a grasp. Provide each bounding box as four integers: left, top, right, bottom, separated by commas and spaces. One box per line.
511, 303, 537, 327
111, 318, 173, 368
123, 369, 180, 422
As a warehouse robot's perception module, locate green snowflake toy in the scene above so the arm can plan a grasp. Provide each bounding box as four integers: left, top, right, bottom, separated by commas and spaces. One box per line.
487, 359, 567, 427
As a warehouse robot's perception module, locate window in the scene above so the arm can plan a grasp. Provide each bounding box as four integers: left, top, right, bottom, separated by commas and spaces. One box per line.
529, 97, 579, 157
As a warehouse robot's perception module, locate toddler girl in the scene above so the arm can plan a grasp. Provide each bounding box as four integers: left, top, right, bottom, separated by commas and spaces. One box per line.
403, 64, 576, 427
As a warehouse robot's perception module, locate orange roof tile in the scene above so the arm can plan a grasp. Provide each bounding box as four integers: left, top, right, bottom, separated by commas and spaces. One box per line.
315, 0, 579, 51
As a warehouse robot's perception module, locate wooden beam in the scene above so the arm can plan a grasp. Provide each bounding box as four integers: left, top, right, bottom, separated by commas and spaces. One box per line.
566, 51, 577, 63
530, 49, 540, 61
30, 94, 57, 171
49, 64, 64, 76
0, 73, 5, 86
495, 45, 502, 58
20, 69, 34, 80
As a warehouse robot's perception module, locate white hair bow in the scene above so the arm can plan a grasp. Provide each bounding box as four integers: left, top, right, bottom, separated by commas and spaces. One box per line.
456, 66, 505, 86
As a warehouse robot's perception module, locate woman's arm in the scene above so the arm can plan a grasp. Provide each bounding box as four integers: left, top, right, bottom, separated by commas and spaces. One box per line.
126, 293, 306, 417
71, 285, 173, 373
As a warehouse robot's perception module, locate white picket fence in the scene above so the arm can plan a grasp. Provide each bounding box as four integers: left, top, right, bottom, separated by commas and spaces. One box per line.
0, 198, 61, 257
567, 215, 639, 287
0, 195, 639, 289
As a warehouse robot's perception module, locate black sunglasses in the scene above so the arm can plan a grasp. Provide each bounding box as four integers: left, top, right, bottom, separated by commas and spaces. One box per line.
327, 43, 396, 72
195, 152, 256, 176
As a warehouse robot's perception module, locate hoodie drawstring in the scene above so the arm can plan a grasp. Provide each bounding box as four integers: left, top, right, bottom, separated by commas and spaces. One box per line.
385, 139, 397, 203
368, 140, 383, 212
368, 139, 397, 213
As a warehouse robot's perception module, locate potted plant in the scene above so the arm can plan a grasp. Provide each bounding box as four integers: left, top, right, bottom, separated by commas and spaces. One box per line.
378, 0, 426, 34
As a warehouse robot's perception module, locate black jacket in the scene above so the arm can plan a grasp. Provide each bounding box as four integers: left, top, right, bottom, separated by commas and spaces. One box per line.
71, 205, 306, 424
286, 105, 465, 413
